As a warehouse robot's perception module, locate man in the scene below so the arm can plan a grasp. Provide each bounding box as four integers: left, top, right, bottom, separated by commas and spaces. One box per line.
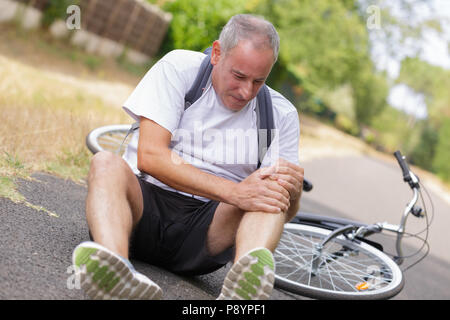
72, 14, 304, 300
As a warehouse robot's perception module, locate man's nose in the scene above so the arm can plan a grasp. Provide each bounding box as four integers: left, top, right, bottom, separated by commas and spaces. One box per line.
240, 81, 253, 100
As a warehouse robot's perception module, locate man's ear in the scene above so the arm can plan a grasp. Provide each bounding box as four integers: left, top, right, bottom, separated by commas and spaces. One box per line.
211, 40, 221, 66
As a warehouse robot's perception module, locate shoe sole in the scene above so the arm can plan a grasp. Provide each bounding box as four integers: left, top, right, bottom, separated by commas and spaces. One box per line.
218, 248, 275, 300
72, 242, 162, 300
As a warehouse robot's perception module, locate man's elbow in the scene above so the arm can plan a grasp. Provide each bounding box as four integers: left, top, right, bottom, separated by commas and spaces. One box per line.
136, 152, 148, 174
137, 146, 162, 175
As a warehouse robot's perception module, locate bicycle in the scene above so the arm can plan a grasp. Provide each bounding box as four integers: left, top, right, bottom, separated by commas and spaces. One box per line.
86, 124, 433, 300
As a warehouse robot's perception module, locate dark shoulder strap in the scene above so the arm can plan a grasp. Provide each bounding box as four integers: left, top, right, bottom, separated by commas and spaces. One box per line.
184, 47, 213, 109
256, 85, 275, 168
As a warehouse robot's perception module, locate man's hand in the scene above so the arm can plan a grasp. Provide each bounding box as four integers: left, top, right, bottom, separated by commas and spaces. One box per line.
261, 158, 304, 203
261, 158, 304, 221
229, 165, 291, 214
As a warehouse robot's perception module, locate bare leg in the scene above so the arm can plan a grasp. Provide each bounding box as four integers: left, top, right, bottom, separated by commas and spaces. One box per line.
207, 203, 286, 262
73, 151, 163, 300
206, 203, 243, 256
233, 211, 285, 262
85, 151, 143, 259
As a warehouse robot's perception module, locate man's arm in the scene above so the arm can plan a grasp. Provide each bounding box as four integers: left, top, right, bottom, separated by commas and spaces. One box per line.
136, 117, 290, 214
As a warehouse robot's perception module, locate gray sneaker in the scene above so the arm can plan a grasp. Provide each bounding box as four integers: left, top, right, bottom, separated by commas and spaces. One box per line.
217, 247, 275, 300
72, 241, 162, 300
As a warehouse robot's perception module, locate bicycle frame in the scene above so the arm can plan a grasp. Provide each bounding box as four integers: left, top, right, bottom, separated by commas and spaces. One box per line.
376, 171, 421, 265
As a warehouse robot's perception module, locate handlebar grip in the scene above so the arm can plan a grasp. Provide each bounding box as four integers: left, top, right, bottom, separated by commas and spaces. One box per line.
394, 150, 411, 182
303, 178, 313, 192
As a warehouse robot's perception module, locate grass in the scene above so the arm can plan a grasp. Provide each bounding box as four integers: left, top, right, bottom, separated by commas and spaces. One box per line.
0, 22, 147, 214
0, 23, 138, 207
0, 52, 130, 212
0, 152, 60, 217
0, 54, 130, 181
0, 175, 25, 203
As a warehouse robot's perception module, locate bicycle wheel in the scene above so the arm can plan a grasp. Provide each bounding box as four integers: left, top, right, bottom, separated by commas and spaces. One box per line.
86, 124, 133, 155
274, 223, 404, 300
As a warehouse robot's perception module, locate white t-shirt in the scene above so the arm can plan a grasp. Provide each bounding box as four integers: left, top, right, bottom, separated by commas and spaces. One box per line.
122, 49, 300, 201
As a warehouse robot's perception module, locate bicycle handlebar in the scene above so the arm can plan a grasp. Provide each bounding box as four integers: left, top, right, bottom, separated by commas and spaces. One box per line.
394, 150, 419, 189
394, 151, 411, 181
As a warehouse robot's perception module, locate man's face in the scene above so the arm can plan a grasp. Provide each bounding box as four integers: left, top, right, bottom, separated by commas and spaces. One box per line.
211, 40, 274, 111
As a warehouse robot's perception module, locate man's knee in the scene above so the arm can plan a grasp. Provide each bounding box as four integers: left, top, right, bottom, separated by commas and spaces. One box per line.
89, 151, 126, 180
86, 150, 143, 224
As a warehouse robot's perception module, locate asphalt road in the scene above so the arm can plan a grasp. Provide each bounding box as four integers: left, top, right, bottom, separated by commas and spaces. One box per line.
1, 154, 449, 300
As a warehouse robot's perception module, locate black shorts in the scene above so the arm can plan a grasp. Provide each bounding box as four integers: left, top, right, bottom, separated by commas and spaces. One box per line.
128, 176, 234, 276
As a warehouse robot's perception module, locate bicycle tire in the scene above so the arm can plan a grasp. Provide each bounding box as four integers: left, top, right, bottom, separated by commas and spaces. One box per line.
274, 223, 404, 300
86, 124, 132, 155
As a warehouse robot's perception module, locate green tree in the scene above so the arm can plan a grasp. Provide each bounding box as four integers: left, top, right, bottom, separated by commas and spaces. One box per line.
255, 0, 369, 89
409, 120, 438, 170
396, 58, 450, 180
158, 0, 248, 55
254, 0, 387, 125
432, 118, 450, 181
397, 57, 450, 125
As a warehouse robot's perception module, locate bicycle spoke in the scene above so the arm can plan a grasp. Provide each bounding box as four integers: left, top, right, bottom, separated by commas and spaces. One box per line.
276, 248, 311, 272
281, 232, 311, 258
325, 260, 359, 292
315, 248, 393, 291
323, 252, 377, 283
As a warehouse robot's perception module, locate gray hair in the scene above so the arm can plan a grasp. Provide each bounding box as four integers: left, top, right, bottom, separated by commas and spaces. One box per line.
218, 14, 280, 62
